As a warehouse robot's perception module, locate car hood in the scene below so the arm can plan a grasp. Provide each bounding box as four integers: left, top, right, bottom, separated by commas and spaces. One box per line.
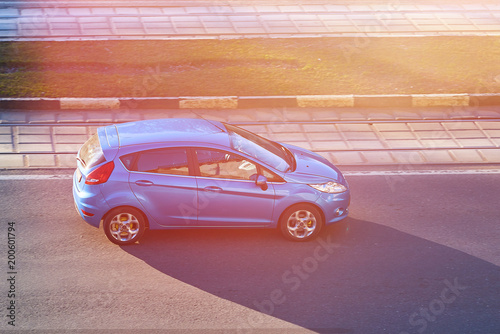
282, 144, 345, 184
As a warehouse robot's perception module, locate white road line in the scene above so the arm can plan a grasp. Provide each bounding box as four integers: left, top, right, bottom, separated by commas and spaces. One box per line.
0, 175, 73, 180
0, 169, 499, 180
344, 169, 500, 176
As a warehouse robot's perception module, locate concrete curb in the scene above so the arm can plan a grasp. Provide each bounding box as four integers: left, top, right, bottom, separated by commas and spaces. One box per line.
1, 94, 500, 110
0, 1, 286, 7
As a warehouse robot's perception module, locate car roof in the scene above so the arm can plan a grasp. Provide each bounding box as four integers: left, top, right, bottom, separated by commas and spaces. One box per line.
109, 118, 230, 148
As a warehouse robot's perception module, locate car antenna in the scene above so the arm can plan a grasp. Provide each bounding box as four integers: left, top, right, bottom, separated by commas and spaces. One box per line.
190, 110, 226, 132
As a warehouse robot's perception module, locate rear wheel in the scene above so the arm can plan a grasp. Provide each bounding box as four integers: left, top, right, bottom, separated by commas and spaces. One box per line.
280, 205, 323, 241
104, 208, 146, 245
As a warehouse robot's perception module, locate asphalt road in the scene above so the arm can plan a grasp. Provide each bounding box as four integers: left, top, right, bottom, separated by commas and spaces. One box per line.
0, 168, 499, 333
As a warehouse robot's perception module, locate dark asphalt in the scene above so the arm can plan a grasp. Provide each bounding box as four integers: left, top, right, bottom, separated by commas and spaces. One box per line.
0, 170, 499, 333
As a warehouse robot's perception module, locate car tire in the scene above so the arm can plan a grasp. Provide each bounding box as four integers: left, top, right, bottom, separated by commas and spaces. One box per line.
104, 207, 146, 245
280, 204, 324, 242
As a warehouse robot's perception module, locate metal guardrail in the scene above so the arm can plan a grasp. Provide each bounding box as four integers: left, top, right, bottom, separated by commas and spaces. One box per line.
1, 120, 499, 165
2, 4, 500, 40
1, 108, 499, 167
1, 118, 500, 126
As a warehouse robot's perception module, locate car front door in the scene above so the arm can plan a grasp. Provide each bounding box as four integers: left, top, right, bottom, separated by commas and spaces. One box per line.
194, 148, 276, 227
127, 147, 198, 227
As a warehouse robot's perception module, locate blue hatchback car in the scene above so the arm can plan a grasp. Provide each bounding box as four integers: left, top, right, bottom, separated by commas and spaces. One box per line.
73, 118, 350, 245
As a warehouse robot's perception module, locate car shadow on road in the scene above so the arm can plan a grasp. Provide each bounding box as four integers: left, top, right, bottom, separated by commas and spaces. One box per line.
121, 217, 499, 334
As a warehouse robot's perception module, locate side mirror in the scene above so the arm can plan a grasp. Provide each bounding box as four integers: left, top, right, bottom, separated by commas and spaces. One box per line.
256, 175, 268, 191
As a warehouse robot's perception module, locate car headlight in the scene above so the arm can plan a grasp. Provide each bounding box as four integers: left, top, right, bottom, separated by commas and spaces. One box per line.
309, 181, 347, 193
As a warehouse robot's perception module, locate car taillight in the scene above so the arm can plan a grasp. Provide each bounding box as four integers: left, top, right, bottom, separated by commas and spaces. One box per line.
85, 161, 114, 185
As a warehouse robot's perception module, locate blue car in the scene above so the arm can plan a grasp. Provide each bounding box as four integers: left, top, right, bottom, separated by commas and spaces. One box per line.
73, 118, 350, 245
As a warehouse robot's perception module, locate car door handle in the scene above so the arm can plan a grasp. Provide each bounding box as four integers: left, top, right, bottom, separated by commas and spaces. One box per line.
204, 186, 222, 193
135, 180, 154, 186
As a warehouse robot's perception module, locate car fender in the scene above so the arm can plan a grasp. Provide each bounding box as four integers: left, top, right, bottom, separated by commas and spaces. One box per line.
270, 182, 321, 227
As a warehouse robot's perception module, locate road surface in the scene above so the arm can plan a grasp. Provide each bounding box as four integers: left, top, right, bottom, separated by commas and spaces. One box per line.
0, 168, 499, 333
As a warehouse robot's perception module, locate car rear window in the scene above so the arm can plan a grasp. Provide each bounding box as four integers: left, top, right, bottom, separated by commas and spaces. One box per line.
123, 148, 190, 176
79, 133, 105, 169
120, 153, 137, 170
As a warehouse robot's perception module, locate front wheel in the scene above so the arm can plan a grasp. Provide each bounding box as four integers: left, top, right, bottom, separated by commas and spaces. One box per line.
280, 205, 323, 242
104, 208, 146, 245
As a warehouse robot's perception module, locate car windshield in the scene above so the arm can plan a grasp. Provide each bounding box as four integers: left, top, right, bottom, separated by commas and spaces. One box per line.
225, 124, 293, 172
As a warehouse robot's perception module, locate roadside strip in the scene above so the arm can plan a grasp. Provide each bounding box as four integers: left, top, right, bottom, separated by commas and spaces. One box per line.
2, 169, 500, 180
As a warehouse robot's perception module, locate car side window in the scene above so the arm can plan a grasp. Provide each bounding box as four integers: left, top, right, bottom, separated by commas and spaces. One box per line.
262, 168, 283, 182
130, 148, 190, 175
196, 149, 257, 180
120, 153, 137, 170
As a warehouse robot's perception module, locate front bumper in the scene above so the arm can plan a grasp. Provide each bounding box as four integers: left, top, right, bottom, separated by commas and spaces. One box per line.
317, 189, 350, 225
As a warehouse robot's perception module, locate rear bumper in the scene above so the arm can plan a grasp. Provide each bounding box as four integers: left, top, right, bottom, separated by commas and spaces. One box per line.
72, 170, 110, 228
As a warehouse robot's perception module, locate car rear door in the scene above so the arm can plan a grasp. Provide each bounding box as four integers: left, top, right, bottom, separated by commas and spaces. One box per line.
126, 147, 198, 226
194, 148, 276, 227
